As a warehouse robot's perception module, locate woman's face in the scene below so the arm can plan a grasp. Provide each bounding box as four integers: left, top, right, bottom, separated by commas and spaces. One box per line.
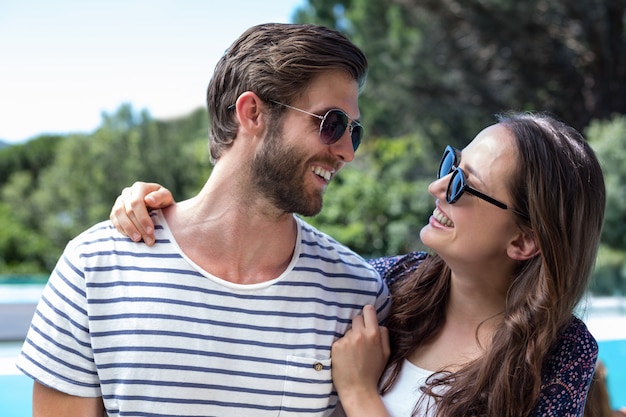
420, 124, 522, 272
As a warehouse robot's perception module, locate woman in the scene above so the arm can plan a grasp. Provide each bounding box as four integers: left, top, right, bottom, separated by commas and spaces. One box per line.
111, 111, 605, 416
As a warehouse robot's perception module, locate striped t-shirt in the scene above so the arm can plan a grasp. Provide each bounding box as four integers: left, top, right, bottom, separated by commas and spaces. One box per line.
17, 211, 390, 417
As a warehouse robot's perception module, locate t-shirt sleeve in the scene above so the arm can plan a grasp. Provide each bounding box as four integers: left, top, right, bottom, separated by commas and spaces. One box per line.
16, 236, 102, 397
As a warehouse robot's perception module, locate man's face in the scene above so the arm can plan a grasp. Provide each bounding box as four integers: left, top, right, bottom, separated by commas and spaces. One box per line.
250, 70, 361, 217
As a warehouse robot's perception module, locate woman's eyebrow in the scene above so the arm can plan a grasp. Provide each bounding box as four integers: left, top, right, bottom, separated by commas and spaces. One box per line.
462, 163, 488, 187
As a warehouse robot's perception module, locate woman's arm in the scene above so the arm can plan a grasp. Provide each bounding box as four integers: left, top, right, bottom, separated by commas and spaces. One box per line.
109, 181, 175, 245
532, 317, 598, 416
331, 305, 392, 417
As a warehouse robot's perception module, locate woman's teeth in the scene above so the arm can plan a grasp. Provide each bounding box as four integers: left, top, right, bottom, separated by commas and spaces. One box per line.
434, 207, 454, 227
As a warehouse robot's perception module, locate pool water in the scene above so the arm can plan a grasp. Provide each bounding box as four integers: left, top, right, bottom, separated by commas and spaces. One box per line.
0, 374, 32, 416
0, 342, 31, 417
598, 339, 626, 410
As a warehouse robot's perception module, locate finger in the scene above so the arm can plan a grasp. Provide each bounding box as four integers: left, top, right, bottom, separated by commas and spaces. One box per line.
129, 183, 173, 245
144, 187, 175, 209
110, 193, 143, 242
379, 326, 391, 358
124, 187, 152, 236
361, 305, 379, 328
125, 183, 163, 245
350, 312, 365, 331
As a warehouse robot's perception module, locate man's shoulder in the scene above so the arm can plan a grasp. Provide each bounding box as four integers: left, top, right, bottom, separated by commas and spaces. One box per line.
296, 217, 376, 274
297, 217, 363, 254
67, 219, 119, 247
67, 214, 166, 257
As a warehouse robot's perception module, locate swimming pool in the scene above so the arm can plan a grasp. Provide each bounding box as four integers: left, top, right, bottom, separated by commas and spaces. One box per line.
597, 339, 626, 409
0, 342, 32, 417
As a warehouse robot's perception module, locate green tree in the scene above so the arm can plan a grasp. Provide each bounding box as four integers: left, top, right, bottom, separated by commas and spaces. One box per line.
588, 115, 626, 250
295, 0, 626, 147
308, 133, 437, 258
31, 105, 210, 256
0, 104, 211, 273
0, 134, 62, 186
588, 115, 626, 295
0, 199, 54, 273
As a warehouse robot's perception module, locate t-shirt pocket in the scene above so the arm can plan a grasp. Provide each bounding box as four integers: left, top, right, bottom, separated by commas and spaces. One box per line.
280, 355, 336, 416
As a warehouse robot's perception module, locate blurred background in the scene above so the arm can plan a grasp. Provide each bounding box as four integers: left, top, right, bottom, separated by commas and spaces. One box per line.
1, 0, 625, 415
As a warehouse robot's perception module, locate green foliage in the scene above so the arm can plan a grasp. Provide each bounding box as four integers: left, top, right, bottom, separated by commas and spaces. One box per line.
0, 134, 62, 184
1, 2, 625, 297
0, 202, 53, 273
290, 0, 626, 295
294, 0, 626, 149
308, 134, 436, 258
587, 115, 626, 295
0, 104, 210, 273
587, 115, 626, 250
591, 245, 626, 296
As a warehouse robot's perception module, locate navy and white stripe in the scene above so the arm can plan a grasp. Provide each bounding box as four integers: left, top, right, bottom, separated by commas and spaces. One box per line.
18, 211, 390, 416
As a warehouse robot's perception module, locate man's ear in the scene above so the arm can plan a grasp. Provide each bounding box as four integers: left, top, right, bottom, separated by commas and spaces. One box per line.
233, 91, 266, 135
507, 229, 540, 261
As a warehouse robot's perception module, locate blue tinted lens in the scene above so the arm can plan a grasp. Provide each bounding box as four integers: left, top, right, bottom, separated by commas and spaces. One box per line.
438, 146, 457, 179
447, 169, 465, 203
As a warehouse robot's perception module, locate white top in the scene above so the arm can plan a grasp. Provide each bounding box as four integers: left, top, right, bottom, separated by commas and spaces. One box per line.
17, 211, 390, 417
382, 360, 438, 417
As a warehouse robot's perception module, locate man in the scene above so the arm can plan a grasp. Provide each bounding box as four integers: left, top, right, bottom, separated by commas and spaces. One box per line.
17, 23, 389, 417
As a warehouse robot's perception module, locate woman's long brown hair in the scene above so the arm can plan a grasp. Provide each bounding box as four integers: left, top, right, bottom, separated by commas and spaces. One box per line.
382, 112, 606, 417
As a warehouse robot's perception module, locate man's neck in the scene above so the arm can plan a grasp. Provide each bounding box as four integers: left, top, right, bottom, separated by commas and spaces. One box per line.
162, 178, 299, 285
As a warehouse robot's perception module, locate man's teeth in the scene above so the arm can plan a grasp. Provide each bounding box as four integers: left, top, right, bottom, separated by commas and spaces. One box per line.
312, 166, 332, 181
434, 207, 454, 227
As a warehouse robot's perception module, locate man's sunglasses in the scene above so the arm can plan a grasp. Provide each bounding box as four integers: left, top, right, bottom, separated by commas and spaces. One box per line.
270, 101, 363, 152
438, 145, 524, 215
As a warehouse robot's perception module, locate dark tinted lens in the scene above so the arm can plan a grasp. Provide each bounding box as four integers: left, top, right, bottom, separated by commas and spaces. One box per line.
447, 169, 465, 203
320, 110, 349, 144
438, 147, 456, 179
350, 125, 363, 151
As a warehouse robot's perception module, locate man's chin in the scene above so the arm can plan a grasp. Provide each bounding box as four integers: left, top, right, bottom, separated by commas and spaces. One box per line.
294, 198, 323, 218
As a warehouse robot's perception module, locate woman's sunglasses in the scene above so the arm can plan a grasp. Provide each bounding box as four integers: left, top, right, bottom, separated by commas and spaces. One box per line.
270, 101, 363, 152
438, 145, 513, 211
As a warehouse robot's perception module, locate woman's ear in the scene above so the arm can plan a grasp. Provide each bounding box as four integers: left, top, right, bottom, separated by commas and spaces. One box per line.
233, 91, 266, 135
507, 229, 540, 261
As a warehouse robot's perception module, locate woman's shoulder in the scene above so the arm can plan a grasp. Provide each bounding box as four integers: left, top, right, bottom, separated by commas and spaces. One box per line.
557, 316, 597, 357
531, 317, 599, 415
535, 316, 598, 413
368, 251, 429, 287
545, 316, 598, 372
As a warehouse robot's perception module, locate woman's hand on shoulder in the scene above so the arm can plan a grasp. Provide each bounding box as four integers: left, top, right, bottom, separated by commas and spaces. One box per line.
109, 181, 175, 245
331, 305, 391, 417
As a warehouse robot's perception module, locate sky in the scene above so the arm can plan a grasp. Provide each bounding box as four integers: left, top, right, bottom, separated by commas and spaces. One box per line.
0, 0, 305, 144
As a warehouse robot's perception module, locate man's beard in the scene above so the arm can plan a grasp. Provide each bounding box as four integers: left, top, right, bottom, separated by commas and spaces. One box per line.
250, 126, 325, 217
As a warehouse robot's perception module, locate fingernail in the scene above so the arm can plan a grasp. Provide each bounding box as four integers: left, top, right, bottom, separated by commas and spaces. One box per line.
132, 233, 141, 242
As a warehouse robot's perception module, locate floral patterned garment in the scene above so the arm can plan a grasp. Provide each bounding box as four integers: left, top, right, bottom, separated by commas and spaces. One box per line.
368, 252, 597, 417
